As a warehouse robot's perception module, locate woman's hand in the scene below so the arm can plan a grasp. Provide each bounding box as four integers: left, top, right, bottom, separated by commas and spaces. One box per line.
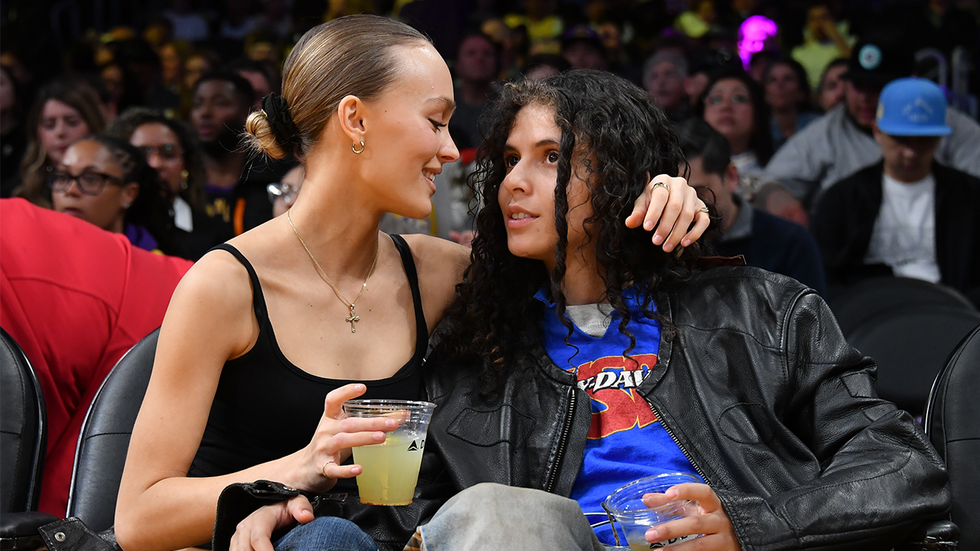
641, 483, 741, 551
294, 383, 398, 492
229, 496, 314, 551
626, 175, 710, 253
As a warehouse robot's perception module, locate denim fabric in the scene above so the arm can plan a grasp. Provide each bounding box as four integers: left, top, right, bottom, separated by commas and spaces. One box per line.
274, 516, 377, 551
417, 483, 606, 551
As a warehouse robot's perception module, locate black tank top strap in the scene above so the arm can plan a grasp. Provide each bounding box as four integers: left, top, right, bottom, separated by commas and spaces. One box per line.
388, 234, 428, 357
210, 243, 271, 328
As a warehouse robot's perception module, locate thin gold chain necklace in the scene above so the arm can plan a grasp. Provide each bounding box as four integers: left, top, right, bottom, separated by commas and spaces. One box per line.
287, 210, 379, 333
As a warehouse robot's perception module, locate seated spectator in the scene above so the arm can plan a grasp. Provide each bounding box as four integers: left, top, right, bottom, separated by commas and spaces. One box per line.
191, 70, 287, 235
228, 57, 276, 111
14, 77, 107, 208
163, 0, 210, 43
811, 78, 980, 306
503, 0, 564, 54
0, 197, 192, 515
696, 70, 774, 196
767, 34, 980, 210
763, 58, 821, 150
109, 108, 233, 259
268, 163, 303, 218
561, 25, 609, 72
816, 57, 847, 112
450, 31, 500, 151
674, 0, 718, 39
678, 118, 826, 295
642, 50, 691, 122
50, 135, 177, 254
0, 64, 26, 197
791, 1, 854, 91
522, 53, 570, 81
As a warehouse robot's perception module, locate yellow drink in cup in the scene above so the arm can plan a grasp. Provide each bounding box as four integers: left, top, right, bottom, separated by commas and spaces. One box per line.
343, 399, 435, 506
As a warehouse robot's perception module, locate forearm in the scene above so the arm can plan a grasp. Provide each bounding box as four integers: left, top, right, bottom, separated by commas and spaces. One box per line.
115, 454, 308, 551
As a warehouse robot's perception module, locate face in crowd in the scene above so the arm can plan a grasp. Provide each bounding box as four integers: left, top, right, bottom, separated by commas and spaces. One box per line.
50, 138, 139, 233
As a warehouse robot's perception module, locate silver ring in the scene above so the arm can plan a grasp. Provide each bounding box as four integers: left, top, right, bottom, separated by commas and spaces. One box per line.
321, 459, 335, 476
651, 181, 670, 193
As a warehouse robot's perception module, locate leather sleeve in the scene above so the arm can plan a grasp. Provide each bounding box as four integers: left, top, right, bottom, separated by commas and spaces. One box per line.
715, 291, 951, 551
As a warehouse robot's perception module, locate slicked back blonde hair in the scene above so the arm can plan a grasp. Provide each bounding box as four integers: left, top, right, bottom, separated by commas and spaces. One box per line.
245, 14, 431, 160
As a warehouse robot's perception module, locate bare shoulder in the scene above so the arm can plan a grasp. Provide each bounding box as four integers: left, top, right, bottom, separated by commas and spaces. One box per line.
400, 234, 470, 328
159, 246, 257, 360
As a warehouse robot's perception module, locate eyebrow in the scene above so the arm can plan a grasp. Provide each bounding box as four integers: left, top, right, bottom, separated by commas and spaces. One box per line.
504, 138, 561, 151
427, 96, 456, 115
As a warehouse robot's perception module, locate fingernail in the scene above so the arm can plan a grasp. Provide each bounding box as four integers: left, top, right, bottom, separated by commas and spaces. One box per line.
682, 239, 691, 247
649, 529, 660, 542
653, 234, 663, 245
665, 488, 678, 498
663, 243, 673, 252
644, 221, 654, 231
385, 419, 398, 428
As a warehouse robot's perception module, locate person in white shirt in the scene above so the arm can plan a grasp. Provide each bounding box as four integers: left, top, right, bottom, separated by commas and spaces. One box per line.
810, 77, 980, 306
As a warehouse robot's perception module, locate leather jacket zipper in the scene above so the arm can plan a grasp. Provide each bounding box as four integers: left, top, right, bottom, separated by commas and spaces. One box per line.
545, 387, 577, 493
647, 400, 710, 484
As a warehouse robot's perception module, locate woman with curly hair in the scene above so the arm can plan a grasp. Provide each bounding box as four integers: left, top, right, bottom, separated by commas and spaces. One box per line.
113, 15, 708, 551
109, 107, 231, 259
227, 69, 947, 551
50, 134, 177, 254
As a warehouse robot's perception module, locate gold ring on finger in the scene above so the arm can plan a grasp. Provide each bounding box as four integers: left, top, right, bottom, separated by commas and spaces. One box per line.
651, 181, 670, 193
322, 458, 335, 477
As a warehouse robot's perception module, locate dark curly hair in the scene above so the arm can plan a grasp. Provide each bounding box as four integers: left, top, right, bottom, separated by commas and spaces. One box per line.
87, 135, 177, 255
434, 69, 707, 397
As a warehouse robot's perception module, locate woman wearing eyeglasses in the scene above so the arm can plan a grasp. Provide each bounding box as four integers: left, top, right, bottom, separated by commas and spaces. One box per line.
50, 134, 177, 254
696, 70, 774, 198
108, 108, 233, 260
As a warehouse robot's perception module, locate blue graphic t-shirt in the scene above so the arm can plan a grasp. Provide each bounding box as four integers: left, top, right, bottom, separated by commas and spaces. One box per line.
535, 287, 701, 545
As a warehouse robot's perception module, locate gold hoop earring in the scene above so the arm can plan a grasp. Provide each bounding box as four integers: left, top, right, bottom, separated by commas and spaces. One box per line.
352, 140, 365, 154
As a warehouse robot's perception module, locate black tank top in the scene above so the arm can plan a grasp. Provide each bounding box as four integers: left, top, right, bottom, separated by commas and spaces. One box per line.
188, 235, 428, 481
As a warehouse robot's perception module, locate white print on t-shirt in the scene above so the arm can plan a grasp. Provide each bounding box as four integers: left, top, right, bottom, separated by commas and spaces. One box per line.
864, 173, 941, 283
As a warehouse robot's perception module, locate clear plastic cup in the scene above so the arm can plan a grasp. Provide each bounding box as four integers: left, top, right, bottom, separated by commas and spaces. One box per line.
602, 472, 701, 550
342, 399, 436, 506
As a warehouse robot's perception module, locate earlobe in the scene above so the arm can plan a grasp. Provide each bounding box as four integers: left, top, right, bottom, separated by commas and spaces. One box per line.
121, 182, 140, 209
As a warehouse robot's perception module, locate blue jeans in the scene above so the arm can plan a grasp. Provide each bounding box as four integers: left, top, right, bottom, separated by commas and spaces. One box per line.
273, 516, 377, 551
417, 483, 608, 550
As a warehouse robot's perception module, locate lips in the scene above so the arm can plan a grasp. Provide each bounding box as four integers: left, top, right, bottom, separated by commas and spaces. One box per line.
504, 205, 538, 228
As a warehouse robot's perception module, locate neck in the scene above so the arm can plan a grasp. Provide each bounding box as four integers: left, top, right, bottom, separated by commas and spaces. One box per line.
460, 79, 491, 106
204, 152, 245, 190
729, 135, 750, 156
547, 249, 607, 306
284, 141, 387, 283
771, 107, 798, 137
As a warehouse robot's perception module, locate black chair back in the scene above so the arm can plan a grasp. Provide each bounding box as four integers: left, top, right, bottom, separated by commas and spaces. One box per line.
925, 325, 980, 551
0, 328, 46, 513
829, 277, 976, 338
66, 328, 159, 532
846, 306, 980, 417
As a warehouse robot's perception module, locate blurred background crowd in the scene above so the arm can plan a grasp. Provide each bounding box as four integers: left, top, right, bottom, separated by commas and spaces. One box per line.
0, 0, 978, 269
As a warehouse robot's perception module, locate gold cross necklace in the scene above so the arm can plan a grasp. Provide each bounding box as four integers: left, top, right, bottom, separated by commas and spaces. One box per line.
287, 210, 379, 333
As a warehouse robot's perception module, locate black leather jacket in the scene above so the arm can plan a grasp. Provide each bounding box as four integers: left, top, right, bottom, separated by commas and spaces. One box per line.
217, 266, 950, 551
414, 266, 950, 551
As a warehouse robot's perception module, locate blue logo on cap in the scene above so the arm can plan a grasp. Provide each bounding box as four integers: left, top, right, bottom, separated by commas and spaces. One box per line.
859, 44, 882, 70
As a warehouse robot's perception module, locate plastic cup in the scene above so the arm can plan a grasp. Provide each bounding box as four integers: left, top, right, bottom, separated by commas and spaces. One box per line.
342, 399, 436, 506
602, 472, 701, 550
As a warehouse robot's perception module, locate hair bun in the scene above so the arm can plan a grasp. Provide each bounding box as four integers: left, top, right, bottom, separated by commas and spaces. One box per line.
261, 93, 301, 153
245, 107, 287, 160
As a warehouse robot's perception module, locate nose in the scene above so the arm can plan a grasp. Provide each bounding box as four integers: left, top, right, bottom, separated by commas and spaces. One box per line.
61, 177, 83, 197
439, 133, 460, 164
501, 160, 529, 196
146, 151, 163, 169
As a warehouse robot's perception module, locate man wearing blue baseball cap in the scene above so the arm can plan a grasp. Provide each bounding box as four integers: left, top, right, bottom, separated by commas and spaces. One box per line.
810, 78, 980, 305
765, 33, 980, 216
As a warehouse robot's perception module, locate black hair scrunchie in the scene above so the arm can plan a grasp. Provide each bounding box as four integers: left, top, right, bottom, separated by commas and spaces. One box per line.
261, 93, 301, 154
